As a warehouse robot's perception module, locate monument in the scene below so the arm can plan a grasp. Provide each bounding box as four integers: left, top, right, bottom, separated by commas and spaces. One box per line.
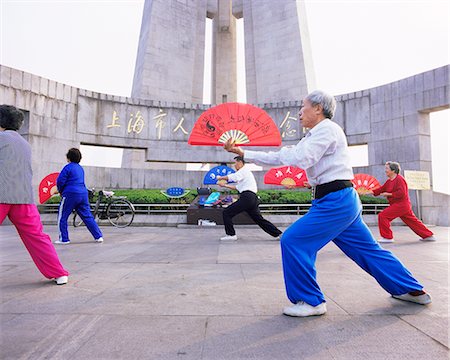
132, 0, 315, 104
0, 0, 448, 225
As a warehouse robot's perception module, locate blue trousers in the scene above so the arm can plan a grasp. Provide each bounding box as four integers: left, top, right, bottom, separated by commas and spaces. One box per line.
280, 187, 423, 306
58, 193, 102, 242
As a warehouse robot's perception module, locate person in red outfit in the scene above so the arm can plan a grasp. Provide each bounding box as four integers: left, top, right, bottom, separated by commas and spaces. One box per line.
367, 161, 436, 243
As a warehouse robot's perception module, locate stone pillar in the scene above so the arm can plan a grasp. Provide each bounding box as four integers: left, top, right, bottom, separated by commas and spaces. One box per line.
133, 0, 314, 105
239, 0, 315, 104
211, 0, 237, 104
132, 0, 207, 103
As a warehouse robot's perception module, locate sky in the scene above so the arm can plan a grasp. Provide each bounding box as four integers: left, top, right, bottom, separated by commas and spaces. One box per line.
0, 0, 448, 193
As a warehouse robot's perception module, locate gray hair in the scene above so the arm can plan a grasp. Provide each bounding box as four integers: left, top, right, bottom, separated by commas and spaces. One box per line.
305, 90, 337, 119
0, 105, 24, 131
386, 161, 401, 174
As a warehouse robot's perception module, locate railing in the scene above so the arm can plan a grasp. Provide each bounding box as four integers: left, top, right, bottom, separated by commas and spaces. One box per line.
133, 204, 189, 214
38, 203, 389, 215
259, 204, 311, 215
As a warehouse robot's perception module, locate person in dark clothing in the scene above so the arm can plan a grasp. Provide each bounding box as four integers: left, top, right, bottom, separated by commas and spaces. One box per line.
216, 156, 282, 241
55, 148, 103, 244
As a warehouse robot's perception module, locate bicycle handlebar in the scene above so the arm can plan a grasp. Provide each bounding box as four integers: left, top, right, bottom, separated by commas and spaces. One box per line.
87, 188, 126, 200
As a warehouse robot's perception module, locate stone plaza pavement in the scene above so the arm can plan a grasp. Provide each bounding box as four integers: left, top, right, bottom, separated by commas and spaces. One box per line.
1, 224, 449, 360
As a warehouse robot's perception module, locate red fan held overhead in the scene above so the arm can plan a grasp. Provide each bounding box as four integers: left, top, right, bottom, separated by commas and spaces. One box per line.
188, 102, 282, 146
352, 173, 380, 194
264, 166, 308, 187
38, 172, 59, 204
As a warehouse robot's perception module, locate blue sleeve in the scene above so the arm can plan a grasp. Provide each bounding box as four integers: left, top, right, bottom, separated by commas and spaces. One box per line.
57, 165, 70, 193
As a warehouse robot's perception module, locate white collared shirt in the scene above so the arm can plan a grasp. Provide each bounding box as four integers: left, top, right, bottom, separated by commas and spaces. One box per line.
244, 119, 354, 186
227, 165, 258, 194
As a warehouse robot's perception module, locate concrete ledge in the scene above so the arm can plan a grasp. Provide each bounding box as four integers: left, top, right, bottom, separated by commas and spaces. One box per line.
37, 213, 405, 227
39, 214, 187, 227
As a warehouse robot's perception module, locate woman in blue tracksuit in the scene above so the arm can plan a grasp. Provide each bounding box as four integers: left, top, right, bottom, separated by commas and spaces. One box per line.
55, 148, 103, 244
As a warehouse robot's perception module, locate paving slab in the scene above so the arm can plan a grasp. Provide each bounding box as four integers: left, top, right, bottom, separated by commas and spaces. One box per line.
1, 224, 448, 359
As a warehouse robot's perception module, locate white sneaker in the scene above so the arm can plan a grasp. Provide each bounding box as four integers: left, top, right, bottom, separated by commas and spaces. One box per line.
392, 292, 432, 305
220, 235, 238, 241
54, 240, 70, 245
94, 237, 104, 243
55, 276, 68, 285
420, 236, 436, 242
378, 237, 394, 243
283, 301, 327, 317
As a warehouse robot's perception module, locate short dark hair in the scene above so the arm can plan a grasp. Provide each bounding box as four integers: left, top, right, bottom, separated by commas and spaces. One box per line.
0, 105, 24, 131
66, 148, 82, 163
386, 161, 401, 174
234, 156, 245, 164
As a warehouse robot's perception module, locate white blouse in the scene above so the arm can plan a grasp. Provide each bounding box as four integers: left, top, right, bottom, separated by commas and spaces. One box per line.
244, 119, 354, 187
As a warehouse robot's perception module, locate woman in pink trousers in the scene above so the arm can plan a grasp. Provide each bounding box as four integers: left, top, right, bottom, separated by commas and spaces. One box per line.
0, 105, 69, 285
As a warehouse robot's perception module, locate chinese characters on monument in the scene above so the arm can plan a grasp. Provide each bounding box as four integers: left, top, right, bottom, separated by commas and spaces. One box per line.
107, 108, 300, 140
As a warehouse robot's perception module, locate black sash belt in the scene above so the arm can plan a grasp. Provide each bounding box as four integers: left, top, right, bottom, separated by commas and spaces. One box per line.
312, 180, 353, 200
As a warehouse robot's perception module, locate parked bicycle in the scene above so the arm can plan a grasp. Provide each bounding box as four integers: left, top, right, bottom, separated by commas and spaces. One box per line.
73, 189, 135, 228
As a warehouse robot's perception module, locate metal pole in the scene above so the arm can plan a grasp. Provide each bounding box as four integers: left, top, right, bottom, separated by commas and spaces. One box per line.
416, 189, 422, 220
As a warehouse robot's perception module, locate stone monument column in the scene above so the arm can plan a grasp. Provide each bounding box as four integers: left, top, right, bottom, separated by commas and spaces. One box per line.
235, 0, 315, 104
133, 0, 314, 105
132, 0, 207, 103
211, 0, 237, 104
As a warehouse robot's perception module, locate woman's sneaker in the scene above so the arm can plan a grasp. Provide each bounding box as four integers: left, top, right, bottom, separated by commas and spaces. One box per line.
378, 237, 394, 243
55, 276, 68, 285
420, 236, 436, 241
283, 301, 327, 317
94, 237, 104, 243
54, 240, 70, 245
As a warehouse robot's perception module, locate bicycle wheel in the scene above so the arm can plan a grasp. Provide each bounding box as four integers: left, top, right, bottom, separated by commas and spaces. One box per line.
72, 212, 85, 227
106, 199, 135, 227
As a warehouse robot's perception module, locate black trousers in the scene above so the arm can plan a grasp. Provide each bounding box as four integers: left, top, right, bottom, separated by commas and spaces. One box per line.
223, 191, 282, 237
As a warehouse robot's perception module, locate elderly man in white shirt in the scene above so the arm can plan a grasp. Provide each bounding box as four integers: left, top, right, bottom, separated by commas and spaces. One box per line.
223, 90, 431, 317
216, 156, 282, 242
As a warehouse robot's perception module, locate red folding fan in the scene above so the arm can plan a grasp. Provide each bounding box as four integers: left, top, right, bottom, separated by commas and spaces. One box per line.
188, 102, 282, 146
352, 173, 380, 194
264, 166, 308, 187
38, 172, 59, 204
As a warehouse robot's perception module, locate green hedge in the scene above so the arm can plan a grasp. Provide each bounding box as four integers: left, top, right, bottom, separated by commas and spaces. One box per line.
46, 189, 388, 205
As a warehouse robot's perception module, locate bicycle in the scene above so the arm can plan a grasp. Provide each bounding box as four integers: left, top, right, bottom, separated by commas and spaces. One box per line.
73, 189, 135, 228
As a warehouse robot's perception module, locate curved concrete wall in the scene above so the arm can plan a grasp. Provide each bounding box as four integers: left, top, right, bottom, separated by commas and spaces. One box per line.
0, 64, 448, 225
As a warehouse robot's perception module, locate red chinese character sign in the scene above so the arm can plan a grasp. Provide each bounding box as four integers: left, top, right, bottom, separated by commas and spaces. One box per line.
352, 173, 380, 194
188, 103, 282, 146
264, 166, 308, 187
38, 172, 59, 204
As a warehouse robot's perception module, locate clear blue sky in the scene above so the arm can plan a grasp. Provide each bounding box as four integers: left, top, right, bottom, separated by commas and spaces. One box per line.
0, 0, 448, 192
